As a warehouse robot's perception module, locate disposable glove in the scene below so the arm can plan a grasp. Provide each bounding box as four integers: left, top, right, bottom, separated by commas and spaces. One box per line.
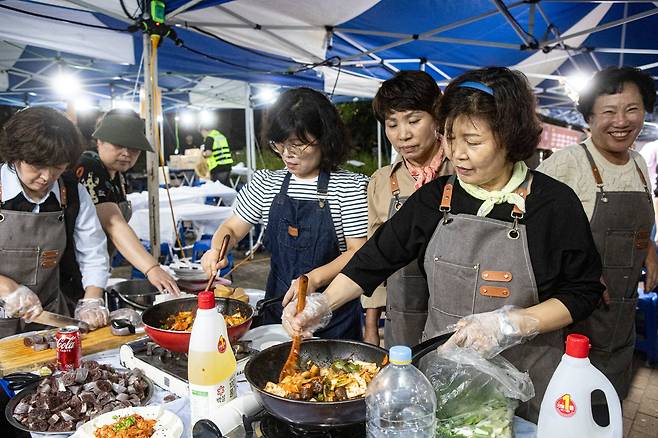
74, 298, 109, 331
442, 305, 539, 359
2, 285, 43, 323
282, 293, 332, 338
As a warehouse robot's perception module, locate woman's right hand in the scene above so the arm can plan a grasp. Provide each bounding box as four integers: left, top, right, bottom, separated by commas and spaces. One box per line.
2, 285, 43, 323
281, 293, 332, 338
200, 248, 229, 278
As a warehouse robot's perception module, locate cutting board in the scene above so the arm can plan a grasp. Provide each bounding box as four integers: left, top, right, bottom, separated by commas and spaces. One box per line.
0, 326, 143, 376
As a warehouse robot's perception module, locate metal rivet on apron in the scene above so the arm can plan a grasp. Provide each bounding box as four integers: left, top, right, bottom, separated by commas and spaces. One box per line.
504, 274, 509, 279
601, 197, 608, 203
434, 257, 439, 261
483, 273, 489, 278
58, 214, 65, 222
0, 213, 4, 223
507, 229, 520, 240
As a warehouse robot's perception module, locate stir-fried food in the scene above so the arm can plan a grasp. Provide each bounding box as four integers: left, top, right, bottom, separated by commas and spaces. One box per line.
264, 359, 380, 401
160, 309, 246, 331
94, 414, 156, 438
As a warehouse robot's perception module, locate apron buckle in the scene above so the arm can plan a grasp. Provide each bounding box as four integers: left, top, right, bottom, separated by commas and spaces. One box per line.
508, 217, 520, 240
58, 214, 65, 222
0, 213, 4, 223
440, 206, 452, 225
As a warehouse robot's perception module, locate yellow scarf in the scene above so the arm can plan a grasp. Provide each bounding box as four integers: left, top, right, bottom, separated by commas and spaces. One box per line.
458, 162, 528, 217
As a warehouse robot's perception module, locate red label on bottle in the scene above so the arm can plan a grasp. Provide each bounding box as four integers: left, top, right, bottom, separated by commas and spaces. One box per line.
218, 335, 227, 353
555, 394, 576, 417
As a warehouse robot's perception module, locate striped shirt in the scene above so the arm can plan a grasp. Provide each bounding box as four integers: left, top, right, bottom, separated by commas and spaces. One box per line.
234, 169, 369, 251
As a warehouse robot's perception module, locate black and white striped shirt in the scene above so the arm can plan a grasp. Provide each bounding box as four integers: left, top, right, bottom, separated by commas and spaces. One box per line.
234, 169, 369, 251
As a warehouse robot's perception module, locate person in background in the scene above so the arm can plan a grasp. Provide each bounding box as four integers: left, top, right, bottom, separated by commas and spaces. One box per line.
538, 66, 657, 408
75, 110, 180, 296
201, 120, 233, 186
0, 107, 110, 334
639, 138, 658, 249
201, 87, 368, 340
282, 68, 604, 422
362, 71, 452, 347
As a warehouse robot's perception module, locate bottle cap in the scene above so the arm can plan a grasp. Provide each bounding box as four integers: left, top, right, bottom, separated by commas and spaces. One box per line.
197, 291, 215, 310
565, 334, 590, 358
389, 346, 412, 365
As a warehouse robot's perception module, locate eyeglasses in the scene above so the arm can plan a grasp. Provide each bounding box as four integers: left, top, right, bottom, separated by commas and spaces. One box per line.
269, 140, 317, 156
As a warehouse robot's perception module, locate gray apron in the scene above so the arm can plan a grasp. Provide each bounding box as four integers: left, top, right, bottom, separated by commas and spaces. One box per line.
569, 144, 653, 400
384, 172, 429, 348
0, 178, 72, 337
106, 172, 132, 261
423, 174, 563, 423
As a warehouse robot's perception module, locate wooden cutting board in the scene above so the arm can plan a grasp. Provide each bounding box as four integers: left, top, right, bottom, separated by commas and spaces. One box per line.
0, 326, 143, 376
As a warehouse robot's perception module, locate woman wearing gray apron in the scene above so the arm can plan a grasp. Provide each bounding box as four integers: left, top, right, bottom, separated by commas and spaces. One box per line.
283, 68, 604, 422
538, 66, 657, 404
363, 71, 452, 347
0, 107, 110, 336
201, 88, 368, 339
73, 110, 179, 297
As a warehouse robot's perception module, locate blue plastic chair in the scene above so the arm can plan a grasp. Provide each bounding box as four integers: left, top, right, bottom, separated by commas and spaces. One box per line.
636, 291, 658, 364
131, 241, 172, 279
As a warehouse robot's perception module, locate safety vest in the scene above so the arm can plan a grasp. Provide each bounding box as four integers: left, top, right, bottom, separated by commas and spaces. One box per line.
206, 130, 233, 171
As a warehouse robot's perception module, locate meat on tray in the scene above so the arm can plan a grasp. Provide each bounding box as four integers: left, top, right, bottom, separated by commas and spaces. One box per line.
12, 361, 149, 433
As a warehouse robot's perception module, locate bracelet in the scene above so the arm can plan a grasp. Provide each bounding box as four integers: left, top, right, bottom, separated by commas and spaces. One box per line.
143, 264, 160, 277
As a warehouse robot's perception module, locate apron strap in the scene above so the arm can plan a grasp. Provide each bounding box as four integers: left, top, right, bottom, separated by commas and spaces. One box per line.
632, 160, 652, 198
511, 172, 533, 218
58, 178, 67, 210
579, 143, 605, 186
278, 171, 293, 195
317, 170, 329, 208
389, 172, 402, 211
439, 174, 457, 212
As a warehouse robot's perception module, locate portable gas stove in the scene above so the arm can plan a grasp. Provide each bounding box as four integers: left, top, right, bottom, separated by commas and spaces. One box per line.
119, 337, 256, 398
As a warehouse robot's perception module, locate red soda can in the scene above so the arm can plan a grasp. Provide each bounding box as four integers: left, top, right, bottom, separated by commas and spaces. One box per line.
56, 326, 81, 371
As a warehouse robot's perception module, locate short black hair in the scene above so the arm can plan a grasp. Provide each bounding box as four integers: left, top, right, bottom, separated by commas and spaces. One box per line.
577, 66, 656, 120
262, 87, 350, 172
372, 71, 442, 123
0, 107, 84, 168
439, 67, 542, 163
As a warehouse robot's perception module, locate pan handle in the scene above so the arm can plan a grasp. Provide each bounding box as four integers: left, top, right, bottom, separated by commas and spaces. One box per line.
254, 296, 283, 316
411, 332, 454, 362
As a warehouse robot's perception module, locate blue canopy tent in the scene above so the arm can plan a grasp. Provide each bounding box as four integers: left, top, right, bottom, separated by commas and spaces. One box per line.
2, 0, 657, 253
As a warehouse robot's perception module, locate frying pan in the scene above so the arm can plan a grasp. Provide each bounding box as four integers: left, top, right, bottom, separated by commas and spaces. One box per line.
243, 333, 453, 427
141, 297, 254, 353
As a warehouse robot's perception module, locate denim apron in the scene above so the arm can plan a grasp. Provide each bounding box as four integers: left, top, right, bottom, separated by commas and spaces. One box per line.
261, 171, 362, 340
422, 174, 563, 423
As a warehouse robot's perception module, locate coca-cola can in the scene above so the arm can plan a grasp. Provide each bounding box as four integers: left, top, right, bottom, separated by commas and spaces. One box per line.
56, 326, 81, 371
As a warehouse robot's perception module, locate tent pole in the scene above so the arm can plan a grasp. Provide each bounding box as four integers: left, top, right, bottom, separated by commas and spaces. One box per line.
143, 33, 161, 260
377, 121, 382, 170
244, 85, 256, 253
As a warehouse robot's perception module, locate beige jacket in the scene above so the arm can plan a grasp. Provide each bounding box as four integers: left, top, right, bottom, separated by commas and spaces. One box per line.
361, 156, 453, 308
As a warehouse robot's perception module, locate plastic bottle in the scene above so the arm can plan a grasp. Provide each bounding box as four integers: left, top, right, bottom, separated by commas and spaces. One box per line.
537, 334, 622, 438
188, 291, 237, 428
366, 345, 437, 438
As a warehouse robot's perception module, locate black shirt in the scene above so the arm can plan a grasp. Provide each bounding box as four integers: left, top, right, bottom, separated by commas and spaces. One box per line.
343, 171, 604, 323
75, 151, 126, 205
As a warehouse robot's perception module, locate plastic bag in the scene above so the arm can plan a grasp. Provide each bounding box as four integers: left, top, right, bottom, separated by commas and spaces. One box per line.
419, 344, 534, 438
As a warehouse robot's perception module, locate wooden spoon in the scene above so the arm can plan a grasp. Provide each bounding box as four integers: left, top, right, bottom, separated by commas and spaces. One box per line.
279, 275, 308, 381
203, 234, 230, 292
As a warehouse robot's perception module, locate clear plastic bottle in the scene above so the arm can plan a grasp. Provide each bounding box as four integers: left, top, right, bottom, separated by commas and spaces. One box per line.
366, 345, 437, 438
188, 291, 237, 428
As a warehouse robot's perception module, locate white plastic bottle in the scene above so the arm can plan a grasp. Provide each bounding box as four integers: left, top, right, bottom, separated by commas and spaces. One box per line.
188, 291, 237, 428
537, 334, 622, 438
366, 345, 437, 438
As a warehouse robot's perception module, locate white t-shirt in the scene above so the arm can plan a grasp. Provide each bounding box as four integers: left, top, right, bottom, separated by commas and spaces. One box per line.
639, 140, 658, 194
234, 169, 369, 251
537, 138, 652, 220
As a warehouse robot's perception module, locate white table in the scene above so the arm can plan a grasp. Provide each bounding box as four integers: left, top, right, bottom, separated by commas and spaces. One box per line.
229, 164, 250, 189
127, 182, 238, 211
129, 204, 233, 244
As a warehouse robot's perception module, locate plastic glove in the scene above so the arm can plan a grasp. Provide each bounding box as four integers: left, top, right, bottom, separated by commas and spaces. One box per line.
74, 298, 109, 331
441, 306, 539, 359
2, 285, 43, 323
282, 293, 332, 338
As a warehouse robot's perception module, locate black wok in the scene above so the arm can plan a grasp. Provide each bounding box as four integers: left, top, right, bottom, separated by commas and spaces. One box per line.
243, 333, 453, 427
